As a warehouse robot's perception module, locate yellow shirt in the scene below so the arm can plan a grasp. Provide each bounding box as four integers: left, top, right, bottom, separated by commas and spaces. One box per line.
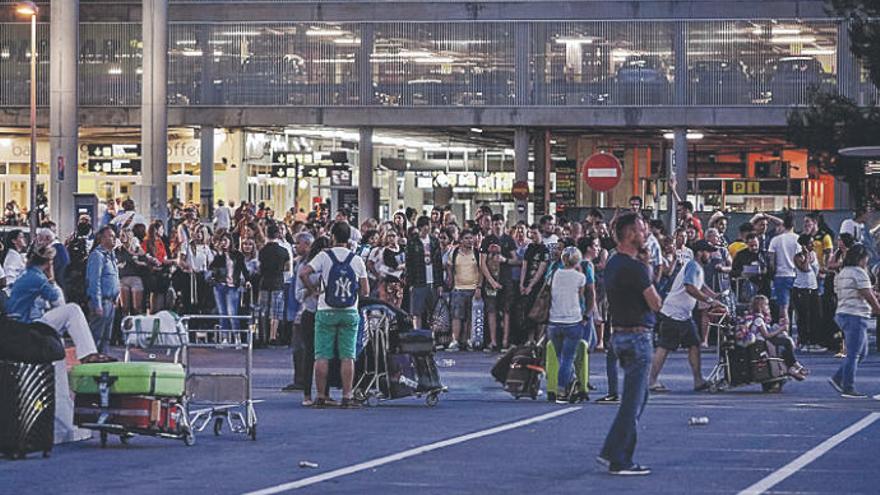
453, 248, 480, 290
812, 233, 834, 269
728, 241, 747, 259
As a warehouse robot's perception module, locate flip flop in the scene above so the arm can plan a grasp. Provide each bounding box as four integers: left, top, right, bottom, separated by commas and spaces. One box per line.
649, 383, 670, 393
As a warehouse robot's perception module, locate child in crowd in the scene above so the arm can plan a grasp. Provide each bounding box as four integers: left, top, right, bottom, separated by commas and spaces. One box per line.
737, 295, 808, 381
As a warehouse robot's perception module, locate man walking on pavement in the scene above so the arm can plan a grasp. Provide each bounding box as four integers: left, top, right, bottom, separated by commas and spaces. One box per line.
649, 240, 726, 393
599, 213, 662, 476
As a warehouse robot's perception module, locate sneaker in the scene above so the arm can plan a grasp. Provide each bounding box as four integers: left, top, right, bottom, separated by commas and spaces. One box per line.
649, 382, 670, 393
609, 464, 652, 476
547, 392, 557, 403
834, 352, 847, 359
281, 383, 303, 392
595, 455, 610, 468
828, 377, 844, 394
555, 395, 570, 405
841, 390, 869, 399
446, 341, 460, 352
483, 346, 494, 354
596, 394, 620, 404
873, 394, 880, 401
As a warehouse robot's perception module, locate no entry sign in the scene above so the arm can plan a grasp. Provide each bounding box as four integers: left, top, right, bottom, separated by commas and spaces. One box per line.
582, 152, 622, 192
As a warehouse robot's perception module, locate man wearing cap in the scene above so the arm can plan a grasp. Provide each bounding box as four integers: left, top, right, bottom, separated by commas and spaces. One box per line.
649, 239, 726, 392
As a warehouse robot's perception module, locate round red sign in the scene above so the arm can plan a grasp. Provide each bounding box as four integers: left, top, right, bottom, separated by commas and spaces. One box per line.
511, 180, 529, 201
582, 152, 622, 192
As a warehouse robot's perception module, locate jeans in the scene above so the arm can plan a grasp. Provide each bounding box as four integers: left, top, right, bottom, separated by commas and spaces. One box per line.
213, 285, 242, 330
605, 336, 619, 396
832, 314, 870, 392
547, 321, 583, 393
88, 299, 116, 354
600, 331, 652, 470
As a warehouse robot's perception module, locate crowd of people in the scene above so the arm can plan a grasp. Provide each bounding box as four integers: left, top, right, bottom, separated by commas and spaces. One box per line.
1, 193, 879, 473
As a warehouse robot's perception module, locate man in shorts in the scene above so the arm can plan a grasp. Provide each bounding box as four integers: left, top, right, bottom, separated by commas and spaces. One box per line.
300, 222, 369, 408
445, 229, 481, 351
649, 240, 725, 392
258, 223, 291, 346
480, 214, 518, 352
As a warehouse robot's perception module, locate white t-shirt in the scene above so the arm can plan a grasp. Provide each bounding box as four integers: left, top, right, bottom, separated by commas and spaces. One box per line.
420, 235, 435, 285
278, 240, 295, 283
542, 234, 559, 250
308, 247, 368, 311
661, 259, 704, 321
549, 268, 586, 324
214, 206, 232, 230
675, 246, 694, 265
835, 266, 873, 318
768, 232, 799, 277
793, 250, 818, 290
839, 218, 865, 243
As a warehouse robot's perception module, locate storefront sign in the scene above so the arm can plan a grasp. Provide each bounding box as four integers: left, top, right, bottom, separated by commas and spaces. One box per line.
582, 153, 622, 192
724, 180, 801, 195
555, 160, 577, 212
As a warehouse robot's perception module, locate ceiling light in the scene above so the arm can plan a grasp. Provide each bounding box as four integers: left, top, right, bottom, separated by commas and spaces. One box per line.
306, 28, 347, 37
470, 128, 483, 134
555, 37, 597, 45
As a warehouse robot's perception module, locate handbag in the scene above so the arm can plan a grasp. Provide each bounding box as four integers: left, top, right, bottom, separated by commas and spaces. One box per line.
527, 270, 556, 324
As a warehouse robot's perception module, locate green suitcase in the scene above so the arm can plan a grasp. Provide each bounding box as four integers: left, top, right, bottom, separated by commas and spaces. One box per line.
69, 362, 185, 397
545, 340, 590, 402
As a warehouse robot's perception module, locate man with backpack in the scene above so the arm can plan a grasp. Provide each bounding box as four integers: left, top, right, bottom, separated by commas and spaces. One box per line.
445, 229, 481, 351
299, 222, 369, 408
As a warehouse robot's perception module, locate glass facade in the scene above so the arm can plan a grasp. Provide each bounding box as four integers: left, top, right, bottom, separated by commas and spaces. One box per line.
0, 19, 876, 108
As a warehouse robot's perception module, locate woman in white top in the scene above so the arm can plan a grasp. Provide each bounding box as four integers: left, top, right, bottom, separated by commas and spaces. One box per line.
547, 246, 586, 404
829, 244, 880, 398
3, 229, 27, 292
792, 234, 821, 350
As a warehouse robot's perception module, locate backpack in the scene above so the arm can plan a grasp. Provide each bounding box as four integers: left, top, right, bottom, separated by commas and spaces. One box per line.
324, 249, 360, 308
64, 236, 90, 303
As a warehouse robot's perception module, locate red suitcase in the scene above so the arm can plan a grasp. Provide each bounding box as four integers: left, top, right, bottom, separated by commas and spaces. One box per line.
74, 395, 180, 432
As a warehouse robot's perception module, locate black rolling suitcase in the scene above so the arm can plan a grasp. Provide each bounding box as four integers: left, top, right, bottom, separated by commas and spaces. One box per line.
0, 361, 55, 459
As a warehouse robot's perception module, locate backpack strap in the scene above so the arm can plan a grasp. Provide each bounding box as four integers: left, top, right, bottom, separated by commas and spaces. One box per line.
326, 248, 339, 264
343, 251, 355, 265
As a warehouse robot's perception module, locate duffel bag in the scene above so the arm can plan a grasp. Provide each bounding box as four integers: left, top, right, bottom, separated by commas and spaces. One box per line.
0, 316, 65, 364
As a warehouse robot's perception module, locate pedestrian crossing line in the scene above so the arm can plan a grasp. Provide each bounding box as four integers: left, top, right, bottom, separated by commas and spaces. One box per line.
738, 412, 880, 495
242, 406, 581, 495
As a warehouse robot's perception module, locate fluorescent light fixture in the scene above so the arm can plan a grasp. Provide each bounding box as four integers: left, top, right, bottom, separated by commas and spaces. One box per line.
107, 67, 123, 75
800, 48, 835, 56
663, 131, 704, 140
312, 58, 355, 64
332, 38, 361, 46
306, 28, 347, 37
413, 57, 455, 64
470, 128, 483, 134
219, 31, 261, 37
180, 49, 203, 57
771, 36, 816, 44
555, 37, 597, 45
752, 27, 802, 36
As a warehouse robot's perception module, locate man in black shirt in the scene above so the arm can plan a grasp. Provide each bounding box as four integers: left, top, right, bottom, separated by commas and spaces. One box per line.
598, 213, 662, 476
520, 224, 549, 344
258, 223, 291, 345
480, 214, 518, 352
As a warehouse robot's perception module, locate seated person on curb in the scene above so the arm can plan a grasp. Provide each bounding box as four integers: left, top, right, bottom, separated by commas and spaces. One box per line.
5, 244, 115, 364
649, 240, 726, 393
737, 295, 807, 381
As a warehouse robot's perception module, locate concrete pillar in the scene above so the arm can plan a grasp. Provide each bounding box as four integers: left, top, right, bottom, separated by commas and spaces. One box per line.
358, 25, 374, 105
669, 128, 688, 228
673, 21, 687, 105
199, 126, 214, 219
515, 23, 530, 105
358, 127, 375, 225
141, 0, 169, 221
514, 127, 529, 223
49, 0, 79, 237
533, 130, 548, 217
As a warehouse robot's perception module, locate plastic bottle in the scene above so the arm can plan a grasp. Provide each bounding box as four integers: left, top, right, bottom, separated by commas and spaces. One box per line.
299, 461, 319, 469
688, 416, 710, 426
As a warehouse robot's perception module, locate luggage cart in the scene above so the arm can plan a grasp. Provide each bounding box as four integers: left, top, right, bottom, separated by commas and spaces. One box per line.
75, 315, 194, 447
180, 315, 258, 441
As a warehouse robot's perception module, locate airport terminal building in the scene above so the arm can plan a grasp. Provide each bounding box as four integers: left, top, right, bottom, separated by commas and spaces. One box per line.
0, 0, 878, 232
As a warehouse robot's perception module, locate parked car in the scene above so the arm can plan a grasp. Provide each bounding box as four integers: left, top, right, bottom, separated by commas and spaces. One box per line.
612, 55, 670, 105
767, 56, 835, 105
689, 59, 752, 105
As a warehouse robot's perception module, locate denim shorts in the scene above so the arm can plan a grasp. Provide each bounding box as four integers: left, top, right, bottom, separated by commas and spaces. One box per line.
450, 289, 475, 320
657, 315, 700, 351
410, 285, 437, 318
772, 276, 796, 307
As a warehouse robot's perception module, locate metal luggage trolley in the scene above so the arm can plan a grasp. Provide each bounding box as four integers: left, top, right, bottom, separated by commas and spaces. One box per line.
704, 290, 737, 392
79, 315, 196, 447
180, 315, 258, 441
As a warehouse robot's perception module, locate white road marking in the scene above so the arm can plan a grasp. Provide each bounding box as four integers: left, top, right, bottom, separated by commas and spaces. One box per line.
243, 407, 581, 495
738, 412, 880, 495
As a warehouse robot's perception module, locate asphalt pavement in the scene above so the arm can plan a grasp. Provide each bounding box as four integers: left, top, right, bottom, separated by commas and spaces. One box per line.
3, 344, 880, 494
